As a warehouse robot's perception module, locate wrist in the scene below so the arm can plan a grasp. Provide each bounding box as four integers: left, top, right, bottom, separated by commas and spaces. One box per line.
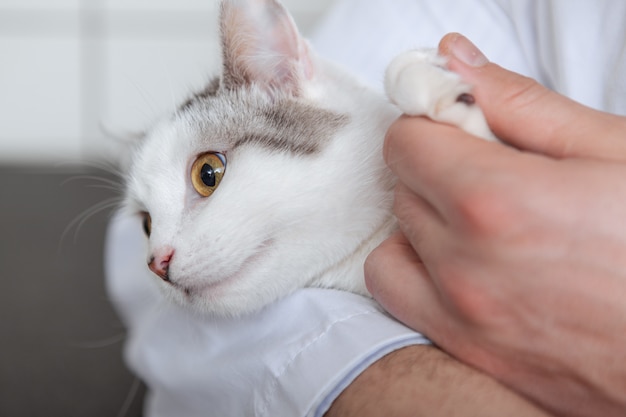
325, 345, 551, 417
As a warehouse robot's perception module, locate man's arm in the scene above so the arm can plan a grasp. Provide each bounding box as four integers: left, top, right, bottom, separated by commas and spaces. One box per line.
326, 345, 551, 417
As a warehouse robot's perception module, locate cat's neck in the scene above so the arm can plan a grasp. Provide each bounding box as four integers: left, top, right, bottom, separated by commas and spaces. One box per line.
304, 57, 400, 296
311, 214, 397, 295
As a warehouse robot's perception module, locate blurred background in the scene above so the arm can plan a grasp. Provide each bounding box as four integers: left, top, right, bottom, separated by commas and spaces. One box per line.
0, 1, 334, 415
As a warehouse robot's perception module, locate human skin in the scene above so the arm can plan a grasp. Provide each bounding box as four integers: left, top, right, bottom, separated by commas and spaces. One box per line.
325, 345, 552, 417
364, 33, 626, 417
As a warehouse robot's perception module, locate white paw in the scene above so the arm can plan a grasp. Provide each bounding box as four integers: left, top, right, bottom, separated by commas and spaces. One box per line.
385, 49, 497, 141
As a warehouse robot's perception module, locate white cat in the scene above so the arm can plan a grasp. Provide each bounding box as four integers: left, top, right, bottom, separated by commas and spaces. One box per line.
124, 0, 494, 317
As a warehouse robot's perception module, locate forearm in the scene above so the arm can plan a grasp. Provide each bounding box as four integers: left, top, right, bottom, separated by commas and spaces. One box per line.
325, 345, 552, 417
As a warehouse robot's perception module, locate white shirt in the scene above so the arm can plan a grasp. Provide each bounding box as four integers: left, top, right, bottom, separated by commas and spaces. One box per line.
312, 0, 626, 114
105, 1, 626, 416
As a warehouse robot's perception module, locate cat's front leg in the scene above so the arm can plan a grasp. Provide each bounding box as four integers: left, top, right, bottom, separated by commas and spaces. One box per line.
385, 49, 497, 141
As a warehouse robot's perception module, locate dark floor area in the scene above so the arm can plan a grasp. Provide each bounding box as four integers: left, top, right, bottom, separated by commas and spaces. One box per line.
0, 164, 145, 417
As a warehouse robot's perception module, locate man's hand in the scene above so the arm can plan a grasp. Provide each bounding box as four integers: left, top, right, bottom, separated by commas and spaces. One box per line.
365, 34, 626, 417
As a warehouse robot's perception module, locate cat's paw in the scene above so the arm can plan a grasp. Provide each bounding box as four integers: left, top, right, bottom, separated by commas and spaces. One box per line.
385, 49, 497, 141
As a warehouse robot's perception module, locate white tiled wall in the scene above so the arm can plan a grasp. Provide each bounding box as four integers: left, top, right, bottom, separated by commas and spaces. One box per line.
0, 0, 334, 163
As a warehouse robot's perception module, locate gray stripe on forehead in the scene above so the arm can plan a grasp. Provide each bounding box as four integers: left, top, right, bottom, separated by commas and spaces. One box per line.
233, 102, 349, 156
178, 78, 349, 156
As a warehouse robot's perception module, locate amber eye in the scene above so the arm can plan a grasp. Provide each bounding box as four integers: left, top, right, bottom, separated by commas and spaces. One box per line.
141, 211, 152, 237
191, 152, 226, 197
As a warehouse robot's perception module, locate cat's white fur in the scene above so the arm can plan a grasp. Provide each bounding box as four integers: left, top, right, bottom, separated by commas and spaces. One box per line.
124, 0, 494, 317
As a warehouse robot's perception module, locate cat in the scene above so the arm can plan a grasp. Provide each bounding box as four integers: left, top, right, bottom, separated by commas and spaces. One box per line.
123, 0, 494, 317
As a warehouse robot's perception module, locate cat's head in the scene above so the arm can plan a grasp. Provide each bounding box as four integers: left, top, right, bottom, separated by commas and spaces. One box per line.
124, 0, 395, 316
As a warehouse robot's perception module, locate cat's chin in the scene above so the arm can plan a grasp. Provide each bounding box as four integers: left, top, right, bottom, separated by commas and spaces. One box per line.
164, 281, 285, 318
160, 244, 286, 317
162, 281, 257, 318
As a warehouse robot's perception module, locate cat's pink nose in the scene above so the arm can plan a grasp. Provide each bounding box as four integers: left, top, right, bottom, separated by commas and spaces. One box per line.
148, 248, 175, 282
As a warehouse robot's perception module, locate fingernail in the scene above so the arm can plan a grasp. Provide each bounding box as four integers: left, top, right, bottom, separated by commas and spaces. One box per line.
448, 33, 488, 67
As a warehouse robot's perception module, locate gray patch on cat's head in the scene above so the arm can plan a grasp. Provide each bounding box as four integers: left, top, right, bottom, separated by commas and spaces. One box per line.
177, 78, 349, 156
232, 101, 347, 155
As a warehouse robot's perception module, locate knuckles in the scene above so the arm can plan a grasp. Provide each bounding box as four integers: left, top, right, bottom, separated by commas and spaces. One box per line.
433, 261, 494, 324
451, 183, 526, 243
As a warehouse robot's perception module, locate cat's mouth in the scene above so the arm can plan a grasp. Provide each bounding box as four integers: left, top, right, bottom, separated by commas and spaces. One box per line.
174, 239, 274, 300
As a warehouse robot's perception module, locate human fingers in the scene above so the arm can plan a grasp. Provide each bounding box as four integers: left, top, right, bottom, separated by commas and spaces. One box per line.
384, 115, 521, 221
364, 230, 442, 336
439, 33, 626, 161
392, 181, 445, 254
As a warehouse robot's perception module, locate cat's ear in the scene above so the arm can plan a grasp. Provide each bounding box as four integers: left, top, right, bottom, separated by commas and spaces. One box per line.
219, 0, 314, 96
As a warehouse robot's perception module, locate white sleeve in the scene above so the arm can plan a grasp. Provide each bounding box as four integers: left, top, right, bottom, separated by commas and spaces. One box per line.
311, 0, 536, 91
495, 0, 626, 114
312, 0, 626, 114
104, 211, 428, 417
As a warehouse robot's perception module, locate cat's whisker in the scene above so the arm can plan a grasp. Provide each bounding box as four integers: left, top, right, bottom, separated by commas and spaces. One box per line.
66, 333, 141, 417
84, 183, 126, 193
59, 197, 123, 249
56, 158, 126, 178
68, 333, 126, 349
116, 377, 142, 417
60, 174, 124, 191
57, 160, 126, 251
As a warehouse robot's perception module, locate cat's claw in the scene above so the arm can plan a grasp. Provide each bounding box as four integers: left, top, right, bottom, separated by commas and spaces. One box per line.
385, 49, 497, 141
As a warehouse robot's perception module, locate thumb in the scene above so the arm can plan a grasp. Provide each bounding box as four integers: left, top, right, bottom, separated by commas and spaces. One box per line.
439, 33, 626, 161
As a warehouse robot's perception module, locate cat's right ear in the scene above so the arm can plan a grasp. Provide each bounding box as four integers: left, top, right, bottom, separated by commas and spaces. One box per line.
219, 0, 314, 97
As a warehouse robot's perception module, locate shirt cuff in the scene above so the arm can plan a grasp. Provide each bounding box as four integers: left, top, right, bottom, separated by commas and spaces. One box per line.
264, 300, 430, 417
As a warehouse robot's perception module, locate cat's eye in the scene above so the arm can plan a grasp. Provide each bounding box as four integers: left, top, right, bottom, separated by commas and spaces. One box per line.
191, 152, 226, 197
141, 211, 152, 237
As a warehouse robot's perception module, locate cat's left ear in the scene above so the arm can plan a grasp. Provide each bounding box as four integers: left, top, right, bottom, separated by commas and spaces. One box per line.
219, 0, 314, 96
